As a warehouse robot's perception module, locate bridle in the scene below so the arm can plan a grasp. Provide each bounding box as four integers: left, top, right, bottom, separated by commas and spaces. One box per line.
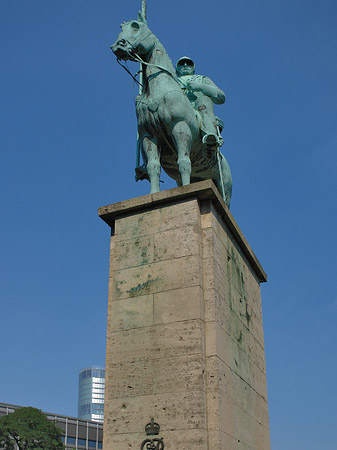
115, 24, 187, 90
115, 25, 153, 62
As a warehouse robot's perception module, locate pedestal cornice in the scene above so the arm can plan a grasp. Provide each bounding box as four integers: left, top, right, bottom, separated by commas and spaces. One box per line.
98, 180, 267, 283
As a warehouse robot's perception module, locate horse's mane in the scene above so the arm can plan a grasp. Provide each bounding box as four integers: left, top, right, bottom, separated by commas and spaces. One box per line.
150, 35, 176, 74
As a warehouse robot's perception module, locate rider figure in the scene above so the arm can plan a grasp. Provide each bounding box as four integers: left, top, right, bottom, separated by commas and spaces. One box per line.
176, 56, 225, 151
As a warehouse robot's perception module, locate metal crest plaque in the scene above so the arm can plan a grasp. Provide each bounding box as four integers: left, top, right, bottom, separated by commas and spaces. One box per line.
141, 419, 164, 450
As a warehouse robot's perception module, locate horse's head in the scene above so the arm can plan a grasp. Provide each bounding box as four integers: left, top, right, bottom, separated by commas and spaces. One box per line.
111, 11, 154, 61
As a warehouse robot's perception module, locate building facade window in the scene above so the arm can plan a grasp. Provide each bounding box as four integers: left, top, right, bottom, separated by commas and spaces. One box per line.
78, 367, 105, 423
0, 403, 103, 450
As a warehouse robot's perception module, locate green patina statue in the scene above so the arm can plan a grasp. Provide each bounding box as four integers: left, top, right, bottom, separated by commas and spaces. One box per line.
111, 9, 232, 207
175, 56, 225, 150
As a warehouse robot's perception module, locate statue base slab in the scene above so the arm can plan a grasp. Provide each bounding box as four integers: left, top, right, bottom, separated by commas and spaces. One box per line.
99, 180, 271, 450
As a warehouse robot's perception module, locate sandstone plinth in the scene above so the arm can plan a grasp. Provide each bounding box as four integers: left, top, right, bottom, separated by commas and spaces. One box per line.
99, 180, 270, 450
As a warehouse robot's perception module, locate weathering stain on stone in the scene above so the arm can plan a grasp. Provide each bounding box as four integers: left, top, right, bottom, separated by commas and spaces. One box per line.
127, 274, 160, 297
140, 246, 149, 264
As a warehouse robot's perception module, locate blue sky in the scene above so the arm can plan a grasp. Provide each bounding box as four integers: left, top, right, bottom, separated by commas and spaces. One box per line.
1, 1, 336, 449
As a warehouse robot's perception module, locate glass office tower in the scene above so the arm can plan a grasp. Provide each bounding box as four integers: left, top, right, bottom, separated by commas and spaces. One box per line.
78, 367, 105, 423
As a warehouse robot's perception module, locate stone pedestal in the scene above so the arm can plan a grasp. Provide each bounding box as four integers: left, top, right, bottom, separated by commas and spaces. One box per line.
99, 180, 270, 450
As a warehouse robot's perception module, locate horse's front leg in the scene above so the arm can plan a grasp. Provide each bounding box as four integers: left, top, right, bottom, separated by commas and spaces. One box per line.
171, 121, 192, 186
142, 134, 161, 193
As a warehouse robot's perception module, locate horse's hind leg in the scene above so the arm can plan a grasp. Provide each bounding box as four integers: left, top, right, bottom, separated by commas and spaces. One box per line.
142, 134, 161, 194
171, 121, 192, 186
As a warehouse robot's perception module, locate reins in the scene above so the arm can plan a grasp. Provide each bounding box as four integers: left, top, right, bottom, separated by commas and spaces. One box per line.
131, 53, 184, 86
116, 58, 143, 87
116, 52, 186, 90
115, 29, 190, 92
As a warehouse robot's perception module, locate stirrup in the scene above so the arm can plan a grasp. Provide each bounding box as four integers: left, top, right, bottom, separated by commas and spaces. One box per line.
202, 133, 223, 147
202, 134, 223, 159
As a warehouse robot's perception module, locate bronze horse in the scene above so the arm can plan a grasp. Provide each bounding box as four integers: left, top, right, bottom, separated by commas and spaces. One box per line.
111, 12, 232, 207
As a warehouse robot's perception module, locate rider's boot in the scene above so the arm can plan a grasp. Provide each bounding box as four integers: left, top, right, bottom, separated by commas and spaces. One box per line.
202, 133, 224, 158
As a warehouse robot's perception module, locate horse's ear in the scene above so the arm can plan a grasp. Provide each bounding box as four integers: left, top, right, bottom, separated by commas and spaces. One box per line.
138, 10, 147, 23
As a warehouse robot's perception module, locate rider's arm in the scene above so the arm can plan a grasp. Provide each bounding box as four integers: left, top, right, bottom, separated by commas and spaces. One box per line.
189, 77, 225, 104
202, 77, 225, 104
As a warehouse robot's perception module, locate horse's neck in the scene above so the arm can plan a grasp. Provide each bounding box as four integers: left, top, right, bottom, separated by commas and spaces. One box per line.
143, 38, 177, 94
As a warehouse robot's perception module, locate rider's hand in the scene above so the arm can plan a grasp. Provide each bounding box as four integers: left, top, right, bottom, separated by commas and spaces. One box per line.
188, 80, 203, 91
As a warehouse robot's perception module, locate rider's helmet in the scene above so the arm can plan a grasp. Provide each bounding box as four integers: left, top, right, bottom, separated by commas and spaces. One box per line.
176, 56, 195, 76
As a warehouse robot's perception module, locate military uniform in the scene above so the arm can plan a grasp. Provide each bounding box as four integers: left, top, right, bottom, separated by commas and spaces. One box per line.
176, 57, 225, 148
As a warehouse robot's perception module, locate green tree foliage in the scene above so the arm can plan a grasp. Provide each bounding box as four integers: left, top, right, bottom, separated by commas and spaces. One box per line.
0, 407, 64, 450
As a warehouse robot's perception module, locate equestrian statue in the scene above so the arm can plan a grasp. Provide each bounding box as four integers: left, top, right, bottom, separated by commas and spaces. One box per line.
111, 8, 232, 208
